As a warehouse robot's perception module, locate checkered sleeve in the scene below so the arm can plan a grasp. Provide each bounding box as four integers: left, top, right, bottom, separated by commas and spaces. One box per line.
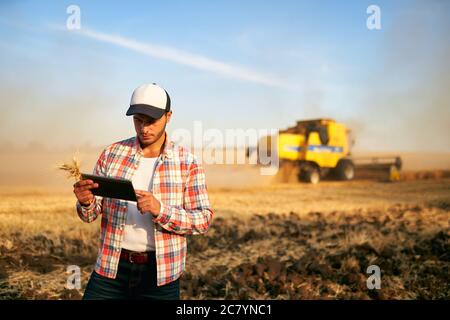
153, 161, 213, 235
76, 148, 107, 223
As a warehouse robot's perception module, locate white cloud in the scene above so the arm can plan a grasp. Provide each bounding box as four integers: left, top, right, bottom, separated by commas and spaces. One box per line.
55, 25, 293, 89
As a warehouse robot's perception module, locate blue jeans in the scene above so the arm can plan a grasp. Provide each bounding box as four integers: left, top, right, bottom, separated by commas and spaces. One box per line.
83, 251, 180, 300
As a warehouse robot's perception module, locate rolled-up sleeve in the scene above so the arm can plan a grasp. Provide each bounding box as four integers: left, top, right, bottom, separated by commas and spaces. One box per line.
76, 149, 107, 223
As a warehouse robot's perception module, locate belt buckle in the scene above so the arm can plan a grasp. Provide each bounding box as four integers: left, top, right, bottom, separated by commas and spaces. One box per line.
129, 252, 138, 263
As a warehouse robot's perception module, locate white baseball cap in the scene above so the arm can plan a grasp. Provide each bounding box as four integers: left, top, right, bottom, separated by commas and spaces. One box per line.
126, 83, 171, 119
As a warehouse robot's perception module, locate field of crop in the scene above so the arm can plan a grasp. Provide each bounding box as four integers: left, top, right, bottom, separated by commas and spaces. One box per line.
0, 178, 448, 300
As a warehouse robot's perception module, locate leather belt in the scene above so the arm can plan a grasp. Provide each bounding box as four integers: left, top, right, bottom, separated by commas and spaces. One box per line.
120, 249, 153, 264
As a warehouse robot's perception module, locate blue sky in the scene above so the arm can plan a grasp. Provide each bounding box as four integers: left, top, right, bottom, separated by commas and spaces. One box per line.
0, 0, 448, 152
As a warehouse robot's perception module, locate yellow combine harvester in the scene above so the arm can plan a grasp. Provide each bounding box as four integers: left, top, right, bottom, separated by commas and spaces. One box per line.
262, 118, 402, 184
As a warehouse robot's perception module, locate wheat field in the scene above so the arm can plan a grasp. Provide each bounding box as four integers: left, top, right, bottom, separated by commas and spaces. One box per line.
0, 177, 448, 299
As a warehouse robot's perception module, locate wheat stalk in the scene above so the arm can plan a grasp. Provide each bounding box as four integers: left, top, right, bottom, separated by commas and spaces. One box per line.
57, 157, 82, 182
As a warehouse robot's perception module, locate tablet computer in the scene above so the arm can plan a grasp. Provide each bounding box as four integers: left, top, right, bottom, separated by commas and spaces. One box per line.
81, 173, 137, 202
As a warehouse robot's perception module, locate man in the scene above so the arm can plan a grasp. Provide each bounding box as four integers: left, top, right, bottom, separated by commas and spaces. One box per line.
73, 83, 214, 300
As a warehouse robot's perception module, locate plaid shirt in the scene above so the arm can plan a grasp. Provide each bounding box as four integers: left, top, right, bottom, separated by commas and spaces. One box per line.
76, 135, 213, 286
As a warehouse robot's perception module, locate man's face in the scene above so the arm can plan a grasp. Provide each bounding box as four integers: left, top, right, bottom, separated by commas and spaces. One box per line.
133, 112, 172, 146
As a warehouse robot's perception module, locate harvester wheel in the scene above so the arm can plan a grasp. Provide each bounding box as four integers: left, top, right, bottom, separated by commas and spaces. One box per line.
301, 167, 320, 184
336, 159, 355, 181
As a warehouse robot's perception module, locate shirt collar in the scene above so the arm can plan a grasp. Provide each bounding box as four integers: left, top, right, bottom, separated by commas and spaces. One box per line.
133, 133, 174, 160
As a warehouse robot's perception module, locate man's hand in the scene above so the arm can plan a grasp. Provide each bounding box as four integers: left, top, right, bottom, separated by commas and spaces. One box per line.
135, 190, 161, 217
73, 180, 99, 207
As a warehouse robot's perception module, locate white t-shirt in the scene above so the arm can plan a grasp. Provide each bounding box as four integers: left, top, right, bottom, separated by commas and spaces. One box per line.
121, 157, 159, 252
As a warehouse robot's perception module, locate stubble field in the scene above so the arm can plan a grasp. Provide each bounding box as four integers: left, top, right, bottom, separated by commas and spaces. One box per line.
0, 178, 448, 300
